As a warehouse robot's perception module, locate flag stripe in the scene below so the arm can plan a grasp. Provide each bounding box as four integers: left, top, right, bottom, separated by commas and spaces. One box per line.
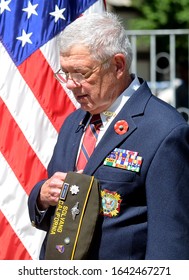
0, 98, 47, 195
0, 211, 32, 260
0, 42, 58, 168
18, 49, 76, 132
0, 153, 45, 260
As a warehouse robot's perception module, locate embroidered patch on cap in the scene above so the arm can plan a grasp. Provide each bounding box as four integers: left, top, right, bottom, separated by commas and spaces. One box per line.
100, 189, 122, 217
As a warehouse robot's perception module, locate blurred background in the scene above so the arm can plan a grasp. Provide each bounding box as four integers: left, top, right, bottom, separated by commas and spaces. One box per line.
106, 0, 189, 122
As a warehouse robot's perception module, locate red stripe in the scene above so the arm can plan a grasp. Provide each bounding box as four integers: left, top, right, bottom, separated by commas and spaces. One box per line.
18, 49, 76, 132
103, 0, 107, 9
0, 211, 32, 260
0, 98, 47, 195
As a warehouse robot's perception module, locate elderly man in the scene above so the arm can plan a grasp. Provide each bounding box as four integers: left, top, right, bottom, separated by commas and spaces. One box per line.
28, 12, 189, 260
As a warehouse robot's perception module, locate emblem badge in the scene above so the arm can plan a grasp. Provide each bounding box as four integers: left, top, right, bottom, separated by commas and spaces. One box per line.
71, 202, 80, 220
70, 184, 80, 195
64, 237, 70, 245
103, 111, 116, 121
56, 245, 65, 254
100, 189, 122, 217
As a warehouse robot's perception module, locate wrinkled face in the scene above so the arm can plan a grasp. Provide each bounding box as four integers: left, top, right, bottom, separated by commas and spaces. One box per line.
60, 45, 127, 115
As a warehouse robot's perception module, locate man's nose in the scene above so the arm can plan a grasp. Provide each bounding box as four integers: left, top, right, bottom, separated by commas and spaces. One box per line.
65, 79, 81, 89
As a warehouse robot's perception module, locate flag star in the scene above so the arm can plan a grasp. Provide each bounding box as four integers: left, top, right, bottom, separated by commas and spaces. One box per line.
16, 29, 33, 47
22, 1, 38, 19
49, 5, 66, 23
0, 0, 11, 14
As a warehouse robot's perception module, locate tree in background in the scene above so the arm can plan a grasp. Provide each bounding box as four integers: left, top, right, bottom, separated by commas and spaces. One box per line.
130, 0, 189, 30
129, 0, 189, 77
130, 0, 189, 54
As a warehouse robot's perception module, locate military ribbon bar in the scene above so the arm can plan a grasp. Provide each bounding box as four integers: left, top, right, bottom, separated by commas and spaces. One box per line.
103, 148, 143, 173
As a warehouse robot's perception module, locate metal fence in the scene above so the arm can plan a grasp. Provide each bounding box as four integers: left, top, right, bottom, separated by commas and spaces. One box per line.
127, 29, 189, 123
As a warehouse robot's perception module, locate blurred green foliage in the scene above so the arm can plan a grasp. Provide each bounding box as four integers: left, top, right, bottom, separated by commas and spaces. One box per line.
130, 0, 189, 29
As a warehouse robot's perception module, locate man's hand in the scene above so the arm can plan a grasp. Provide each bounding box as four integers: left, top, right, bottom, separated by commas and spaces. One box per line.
37, 172, 67, 210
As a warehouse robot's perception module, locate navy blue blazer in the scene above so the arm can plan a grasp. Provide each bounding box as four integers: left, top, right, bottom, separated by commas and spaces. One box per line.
28, 78, 189, 260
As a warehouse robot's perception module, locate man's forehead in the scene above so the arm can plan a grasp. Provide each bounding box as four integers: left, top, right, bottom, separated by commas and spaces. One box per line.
60, 47, 96, 69
60, 44, 90, 57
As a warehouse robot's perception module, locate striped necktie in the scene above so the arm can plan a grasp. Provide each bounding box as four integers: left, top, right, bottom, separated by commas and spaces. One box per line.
76, 114, 102, 171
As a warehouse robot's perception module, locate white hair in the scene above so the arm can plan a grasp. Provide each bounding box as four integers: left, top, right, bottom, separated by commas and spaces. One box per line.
58, 12, 133, 70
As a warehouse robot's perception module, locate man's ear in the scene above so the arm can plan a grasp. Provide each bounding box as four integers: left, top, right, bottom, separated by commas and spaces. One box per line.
113, 53, 126, 79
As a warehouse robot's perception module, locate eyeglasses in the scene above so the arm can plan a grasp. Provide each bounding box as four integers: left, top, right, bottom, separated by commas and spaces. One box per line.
54, 58, 109, 85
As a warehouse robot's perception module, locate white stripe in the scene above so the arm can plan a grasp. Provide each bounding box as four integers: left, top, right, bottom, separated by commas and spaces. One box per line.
0, 42, 58, 168
0, 153, 45, 260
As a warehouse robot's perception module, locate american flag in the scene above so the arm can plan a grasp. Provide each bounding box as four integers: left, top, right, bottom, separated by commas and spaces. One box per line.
0, 0, 106, 260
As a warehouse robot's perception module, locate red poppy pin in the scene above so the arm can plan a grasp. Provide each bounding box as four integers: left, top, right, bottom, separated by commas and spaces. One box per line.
114, 120, 129, 135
